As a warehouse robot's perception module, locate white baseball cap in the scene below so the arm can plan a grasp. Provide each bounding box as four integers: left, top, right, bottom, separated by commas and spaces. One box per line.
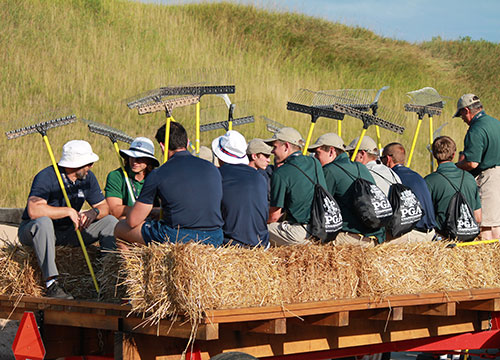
308, 133, 345, 151
58, 140, 99, 168
212, 130, 249, 165
345, 136, 379, 156
120, 137, 160, 167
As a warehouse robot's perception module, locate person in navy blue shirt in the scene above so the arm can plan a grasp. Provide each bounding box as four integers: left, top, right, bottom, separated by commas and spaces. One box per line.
18, 140, 117, 299
115, 122, 224, 247
382, 142, 437, 242
213, 131, 269, 248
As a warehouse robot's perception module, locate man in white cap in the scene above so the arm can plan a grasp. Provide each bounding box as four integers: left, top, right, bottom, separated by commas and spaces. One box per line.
347, 135, 401, 196
115, 122, 224, 247
213, 131, 269, 248
455, 94, 500, 239
18, 140, 117, 299
308, 133, 383, 246
247, 138, 273, 202
105, 137, 160, 219
265, 127, 326, 246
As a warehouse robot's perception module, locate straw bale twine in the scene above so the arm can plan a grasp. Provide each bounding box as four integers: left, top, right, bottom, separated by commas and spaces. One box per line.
270, 244, 361, 303
0, 242, 43, 297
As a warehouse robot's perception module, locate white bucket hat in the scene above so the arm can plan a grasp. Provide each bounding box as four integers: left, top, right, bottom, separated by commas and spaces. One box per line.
120, 137, 160, 167
58, 140, 99, 168
212, 130, 249, 165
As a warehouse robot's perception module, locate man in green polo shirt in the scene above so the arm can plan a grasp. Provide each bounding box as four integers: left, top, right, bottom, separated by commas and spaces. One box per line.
425, 136, 481, 237
308, 133, 383, 246
105, 137, 159, 219
265, 127, 326, 246
454, 94, 500, 239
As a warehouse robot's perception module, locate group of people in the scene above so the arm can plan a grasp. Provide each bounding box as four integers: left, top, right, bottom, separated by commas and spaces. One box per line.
18, 93, 500, 299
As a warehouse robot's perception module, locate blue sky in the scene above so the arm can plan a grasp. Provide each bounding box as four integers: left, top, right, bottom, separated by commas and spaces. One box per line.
143, 0, 500, 43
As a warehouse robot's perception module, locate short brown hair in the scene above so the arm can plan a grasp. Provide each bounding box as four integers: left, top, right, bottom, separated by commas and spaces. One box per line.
432, 136, 456, 162
383, 142, 406, 164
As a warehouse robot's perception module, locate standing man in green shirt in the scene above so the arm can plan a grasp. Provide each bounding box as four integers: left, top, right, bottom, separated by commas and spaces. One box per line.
308, 133, 383, 246
425, 136, 481, 237
265, 127, 326, 246
455, 94, 500, 239
105, 137, 159, 219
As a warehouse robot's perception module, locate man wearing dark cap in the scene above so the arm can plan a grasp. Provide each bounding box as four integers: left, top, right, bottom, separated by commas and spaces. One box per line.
455, 94, 500, 239
265, 127, 326, 246
309, 133, 383, 246
213, 131, 269, 248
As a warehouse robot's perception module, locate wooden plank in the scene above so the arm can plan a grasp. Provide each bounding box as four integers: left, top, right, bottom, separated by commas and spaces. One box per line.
122, 317, 219, 340
457, 298, 500, 311
405, 302, 456, 316
299, 311, 350, 327
365, 307, 403, 321
235, 318, 287, 334
44, 310, 118, 331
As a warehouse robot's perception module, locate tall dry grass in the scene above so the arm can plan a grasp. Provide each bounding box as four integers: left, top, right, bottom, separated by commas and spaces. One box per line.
0, 0, 497, 207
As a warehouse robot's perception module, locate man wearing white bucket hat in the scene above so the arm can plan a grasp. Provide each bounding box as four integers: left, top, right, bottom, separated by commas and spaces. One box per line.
105, 137, 159, 219
115, 122, 224, 247
18, 140, 117, 299
212, 131, 269, 248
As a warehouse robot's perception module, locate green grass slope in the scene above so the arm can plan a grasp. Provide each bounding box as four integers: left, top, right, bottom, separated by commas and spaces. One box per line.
1, 0, 498, 206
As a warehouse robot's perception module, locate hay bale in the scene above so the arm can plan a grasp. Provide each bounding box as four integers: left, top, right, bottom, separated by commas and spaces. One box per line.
97, 251, 127, 303
0, 242, 43, 297
270, 244, 361, 303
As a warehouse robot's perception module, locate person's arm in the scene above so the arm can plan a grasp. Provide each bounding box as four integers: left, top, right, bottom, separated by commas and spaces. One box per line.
474, 208, 482, 224
268, 206, 282, 223
456, 160, 479, 171
106, 197, 131, 219
27, 196, 80, 229
128, 201, 153, 228
79, 200, 109, 229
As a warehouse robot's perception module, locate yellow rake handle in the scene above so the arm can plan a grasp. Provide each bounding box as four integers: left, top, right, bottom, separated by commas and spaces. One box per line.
195, 102, 201, 154
350, 128, 367, 161
113, 141, 135, 205
429, 115, 434, 173
163, 115, 175, 164
375, 125, 382, 154
337, 120, 342, 137
302, 122, 316, 155
42, 135, 100, 293
455, 239, 499, 247
406, 117, 423, 168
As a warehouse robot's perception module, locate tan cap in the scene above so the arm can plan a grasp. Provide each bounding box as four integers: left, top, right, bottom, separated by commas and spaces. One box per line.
247, 138, 272, 155
307, 133, 345, 151
264, 127, 304, 148
453, 94, 481, 117
345, 136, 378, 156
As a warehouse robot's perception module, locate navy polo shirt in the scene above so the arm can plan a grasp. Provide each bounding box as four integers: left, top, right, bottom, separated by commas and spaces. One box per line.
137, 150, 223, 230
22, 166, 105, 229
219, 164, 269, 247
392, 164, 436, 231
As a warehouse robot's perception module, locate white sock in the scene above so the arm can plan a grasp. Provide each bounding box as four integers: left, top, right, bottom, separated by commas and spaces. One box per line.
440, 355, 448, 360
46, 279, 56, 288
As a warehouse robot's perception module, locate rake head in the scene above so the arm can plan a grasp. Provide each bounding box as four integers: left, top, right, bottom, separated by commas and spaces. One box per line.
136, 95, 201, 115
404, 87, 445, 117
200, 100, 255, 132
5, 114, 77, 140
262, 116, 285, 134
82, 118, 134, 144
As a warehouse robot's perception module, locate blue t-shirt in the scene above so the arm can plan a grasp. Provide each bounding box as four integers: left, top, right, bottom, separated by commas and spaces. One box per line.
22, 166, 105, 229
392, 164, 436, 231
137, 150, 223, 231
219, 164, 269, 247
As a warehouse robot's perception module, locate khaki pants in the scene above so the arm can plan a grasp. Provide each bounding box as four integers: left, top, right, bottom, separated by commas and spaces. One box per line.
385, 229, 435, 245
268, 221, 312, 246
334, 232, 376, 247
476, 167, 500, 227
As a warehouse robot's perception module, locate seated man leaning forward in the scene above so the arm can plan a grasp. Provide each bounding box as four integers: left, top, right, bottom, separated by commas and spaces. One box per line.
104, 137, 160, 219
265, 127, 326, 246
18, 140, 117, 299
212, 131, 269, 248
114, 122, 224, 247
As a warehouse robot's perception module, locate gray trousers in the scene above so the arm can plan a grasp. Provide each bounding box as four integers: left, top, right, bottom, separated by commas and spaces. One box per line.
18, 215, 117, 280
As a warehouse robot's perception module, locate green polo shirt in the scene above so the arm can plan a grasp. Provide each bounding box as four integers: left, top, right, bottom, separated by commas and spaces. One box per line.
104, 166, 145, 207
424, 162, 481, 232
463, 111, 500, 177
270, 152, 326, 224
323, 152, 385, 242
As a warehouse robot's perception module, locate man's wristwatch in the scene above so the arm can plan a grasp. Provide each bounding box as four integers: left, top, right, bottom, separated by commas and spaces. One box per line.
93, 208, 100, 217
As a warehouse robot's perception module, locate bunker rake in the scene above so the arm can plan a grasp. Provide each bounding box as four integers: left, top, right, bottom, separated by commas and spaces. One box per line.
404, 87, 445, 172
200, 97, 254, 133
5, 113, 100, 293
83, 119, 136, 204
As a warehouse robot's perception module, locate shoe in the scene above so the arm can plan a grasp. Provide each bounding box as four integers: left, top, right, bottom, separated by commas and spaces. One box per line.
46, 282, 74, 300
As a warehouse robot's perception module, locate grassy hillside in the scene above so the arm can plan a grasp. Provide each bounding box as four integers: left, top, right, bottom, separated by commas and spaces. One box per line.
1, 0, 499, 207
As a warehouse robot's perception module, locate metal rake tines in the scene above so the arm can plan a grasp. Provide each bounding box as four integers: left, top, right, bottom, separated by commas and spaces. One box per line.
315, 89, 378, 111
83, 119, 134, 144
406, 87, 444, 107
126, 88, 164, 109
136, 95, 201, 115
404, 103, 443, 117
262, 116, 285, 134
200, 116, 255, 132
5, 115, 77, 140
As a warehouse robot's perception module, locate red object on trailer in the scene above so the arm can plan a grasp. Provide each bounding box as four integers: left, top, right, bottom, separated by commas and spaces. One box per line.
11, 311, 45, 360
